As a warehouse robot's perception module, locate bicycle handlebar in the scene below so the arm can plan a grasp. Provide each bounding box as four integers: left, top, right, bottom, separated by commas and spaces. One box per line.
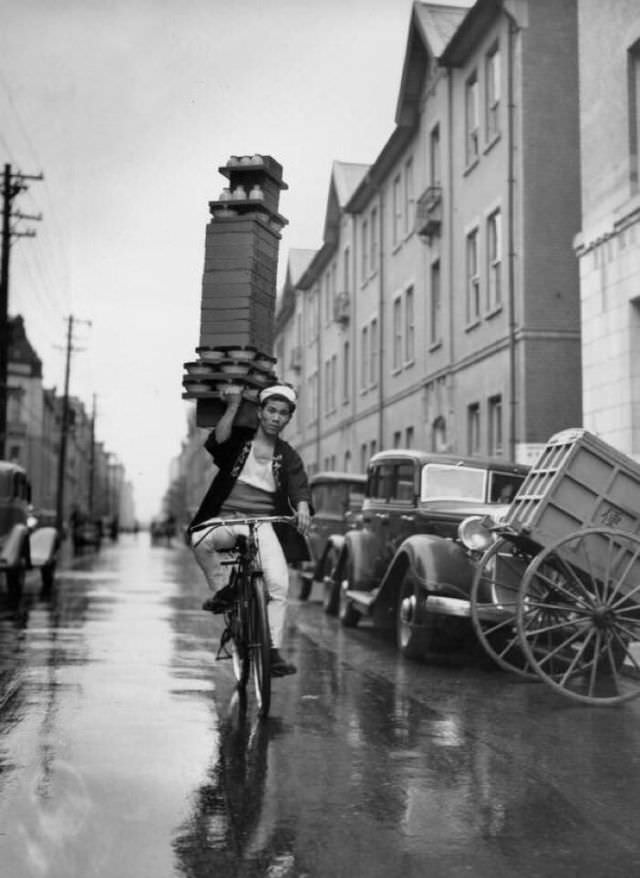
189, 514, 296, 535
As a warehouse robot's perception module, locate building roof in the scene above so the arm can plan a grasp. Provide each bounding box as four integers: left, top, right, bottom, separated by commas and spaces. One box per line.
396, 1, 470, 125
275, 248, 318, 328
331, 161, 371, 207
286, 248, 317, 288
440, 0, 503, 67
9, 315, 42, 379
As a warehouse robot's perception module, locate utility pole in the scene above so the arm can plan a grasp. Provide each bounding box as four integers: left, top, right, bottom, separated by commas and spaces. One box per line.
0, 163, 43, 459
55, 315, 74, 533
54, 315, 90, 533
88, 393, 96, 519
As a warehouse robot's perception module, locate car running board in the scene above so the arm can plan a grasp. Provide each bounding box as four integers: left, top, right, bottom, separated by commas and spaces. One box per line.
345, 589, 377, 613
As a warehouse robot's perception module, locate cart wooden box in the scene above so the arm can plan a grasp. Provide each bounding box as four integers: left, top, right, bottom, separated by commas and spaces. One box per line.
505, 428, 640, 582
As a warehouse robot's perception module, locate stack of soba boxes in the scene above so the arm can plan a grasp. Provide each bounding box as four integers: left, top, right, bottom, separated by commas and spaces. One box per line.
182, 154, 288, 428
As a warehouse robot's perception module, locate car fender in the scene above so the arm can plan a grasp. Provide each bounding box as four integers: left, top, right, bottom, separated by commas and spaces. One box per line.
29, 526, 60, 568
336, 528, 378, 589
372, 534, 474, 620
313, 534, 346, 580
0, 523, 32, 569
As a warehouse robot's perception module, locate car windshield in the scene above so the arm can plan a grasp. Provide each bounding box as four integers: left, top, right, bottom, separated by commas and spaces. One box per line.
312, 483, 361, 515
420, 463, 486, 502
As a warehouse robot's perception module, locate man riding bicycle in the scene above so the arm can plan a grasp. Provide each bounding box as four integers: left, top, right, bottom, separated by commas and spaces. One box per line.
190, 383, 312, 677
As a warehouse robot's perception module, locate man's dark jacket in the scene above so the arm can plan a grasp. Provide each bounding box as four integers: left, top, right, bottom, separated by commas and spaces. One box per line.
190, 426, 312, 562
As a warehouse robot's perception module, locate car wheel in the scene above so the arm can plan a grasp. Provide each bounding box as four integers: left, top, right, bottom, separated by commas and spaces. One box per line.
41, 561, 56, 592
322, 574, 340, 615
6, 561, 26, 604
396, 570, 431, 660
297, 572, 313, 601
322, 546, 343, 615
338, 582, 360, 627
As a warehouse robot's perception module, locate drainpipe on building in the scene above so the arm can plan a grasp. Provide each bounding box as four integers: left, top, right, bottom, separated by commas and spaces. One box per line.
378, 188, 385, 451
447, 68, 456, 451
316, 286, 322, 471
506, 12, 519, 463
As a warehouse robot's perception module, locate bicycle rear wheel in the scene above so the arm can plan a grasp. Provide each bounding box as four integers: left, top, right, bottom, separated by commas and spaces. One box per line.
250, 574, 272, 718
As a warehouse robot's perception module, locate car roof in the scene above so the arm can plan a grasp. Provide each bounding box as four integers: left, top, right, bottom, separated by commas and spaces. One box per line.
368, 448, 529, 475
0, 460, 27, 477
310, 471, 367, 485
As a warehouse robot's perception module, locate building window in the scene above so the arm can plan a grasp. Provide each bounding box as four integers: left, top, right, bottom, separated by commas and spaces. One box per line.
393, 430, 402, 448
308, 371, 318, 425
404, 156, 414, 236
468, 403, 481, 455
430, 124, 441, 186
392, 174, 402, 246
466, 228, 480, 323
487, 209, 502, 310
488, 395, 503, 455
360, 325, 369, 391
361, 219, 368, 281
343, 246, 350, 297
370, 206, 378, 271
430, 259, 441, 345
486, 45, 500, 141
369, 317, 378, 387
465, 71, 480, 165
360, 443, 368, 472
404, 286, 415, 363
343, 340, 350, 403
324, 274, 331, 326
405, 426, 414, 448
392, 297, 402, 370
370, 439, 377, 459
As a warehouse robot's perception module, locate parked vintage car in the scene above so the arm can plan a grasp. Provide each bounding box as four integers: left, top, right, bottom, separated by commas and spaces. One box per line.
324, 449, 529, 659
0, 461, 59, 600
297, 471, 366, 599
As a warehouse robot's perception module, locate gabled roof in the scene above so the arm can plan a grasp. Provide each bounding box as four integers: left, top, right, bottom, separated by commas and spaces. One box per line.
9, 315, 42, 378
275, 248, 317, 329
395, 1, 470, 126
286, 248, 316, 288
323, 161, 370, 242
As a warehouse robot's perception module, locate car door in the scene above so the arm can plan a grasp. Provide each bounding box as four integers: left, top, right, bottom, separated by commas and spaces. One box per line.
362, 458, 417, 579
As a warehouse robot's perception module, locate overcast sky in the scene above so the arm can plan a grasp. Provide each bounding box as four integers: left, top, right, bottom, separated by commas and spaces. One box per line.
0, 0, 472, 521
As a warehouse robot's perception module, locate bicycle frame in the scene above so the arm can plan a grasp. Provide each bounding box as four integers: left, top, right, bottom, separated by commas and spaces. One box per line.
191, 515, 295, 717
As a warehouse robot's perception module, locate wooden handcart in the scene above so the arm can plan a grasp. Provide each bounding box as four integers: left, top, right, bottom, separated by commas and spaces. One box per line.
469, 428, 640, 705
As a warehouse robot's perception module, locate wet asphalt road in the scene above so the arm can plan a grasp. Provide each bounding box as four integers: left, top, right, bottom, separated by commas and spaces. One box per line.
1, 535, 640, 878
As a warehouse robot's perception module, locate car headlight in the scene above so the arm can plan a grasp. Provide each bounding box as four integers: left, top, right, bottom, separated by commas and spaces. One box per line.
26, 514, 38, 530
458, 516, 494, 552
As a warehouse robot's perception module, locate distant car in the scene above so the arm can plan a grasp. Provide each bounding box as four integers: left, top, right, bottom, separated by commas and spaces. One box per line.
324, 449, 529, 659
0, 461, 59, 600
297, 471, 366, 600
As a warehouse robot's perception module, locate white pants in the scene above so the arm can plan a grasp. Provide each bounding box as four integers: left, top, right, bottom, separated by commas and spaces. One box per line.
192, 519, 289, 649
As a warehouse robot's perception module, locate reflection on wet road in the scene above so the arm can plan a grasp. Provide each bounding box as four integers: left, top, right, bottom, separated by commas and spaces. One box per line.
1, 535, 640, 877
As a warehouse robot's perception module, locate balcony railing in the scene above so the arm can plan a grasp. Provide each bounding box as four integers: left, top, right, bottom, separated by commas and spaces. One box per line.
415, 185, 442, 241
333, 291, 350, 325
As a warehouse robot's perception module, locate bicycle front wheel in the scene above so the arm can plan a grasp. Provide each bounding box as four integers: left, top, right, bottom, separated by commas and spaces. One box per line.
250, 574, 272, 718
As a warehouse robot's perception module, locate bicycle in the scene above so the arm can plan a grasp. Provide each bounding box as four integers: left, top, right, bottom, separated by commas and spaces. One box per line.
190, 514, 296, 718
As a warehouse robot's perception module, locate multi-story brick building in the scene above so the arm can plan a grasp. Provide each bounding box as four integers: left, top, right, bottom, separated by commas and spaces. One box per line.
574, 0, 640, 460
275, 0, 582, 475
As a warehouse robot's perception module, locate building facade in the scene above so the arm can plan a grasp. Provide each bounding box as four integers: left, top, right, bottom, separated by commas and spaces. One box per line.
275, 0, 582, 475
574, 0, 640, 460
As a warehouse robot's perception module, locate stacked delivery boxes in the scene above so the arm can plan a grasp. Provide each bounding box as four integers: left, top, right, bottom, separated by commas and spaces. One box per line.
182, 154, 288, 427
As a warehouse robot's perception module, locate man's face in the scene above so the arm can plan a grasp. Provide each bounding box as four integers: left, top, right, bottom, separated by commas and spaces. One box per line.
257, 399, 292, 436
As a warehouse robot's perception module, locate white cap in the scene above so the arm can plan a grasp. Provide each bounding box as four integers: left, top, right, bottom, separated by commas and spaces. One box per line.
258, 384, 297, 407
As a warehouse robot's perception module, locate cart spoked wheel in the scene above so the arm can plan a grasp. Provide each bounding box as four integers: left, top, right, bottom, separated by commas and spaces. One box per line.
516, 527, 640, 705
470, 538, 539, 678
